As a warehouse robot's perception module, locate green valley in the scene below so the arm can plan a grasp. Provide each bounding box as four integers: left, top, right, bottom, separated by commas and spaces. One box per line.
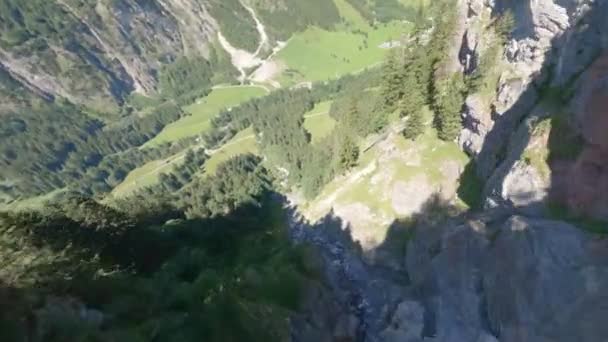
143, 86, 268, 147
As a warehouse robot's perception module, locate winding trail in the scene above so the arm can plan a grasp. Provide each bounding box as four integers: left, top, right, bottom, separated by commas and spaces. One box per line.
216, 1, 290, 87
241, 0, 269, 56
212, 84, 270, 93
216, 1, 269, 83
303, 110, 330, 119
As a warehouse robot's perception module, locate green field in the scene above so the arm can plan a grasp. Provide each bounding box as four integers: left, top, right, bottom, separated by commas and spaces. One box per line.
110, 151, 190, 197
112, 127, 258, 197
204, 127, 259, 175
277, 0, 413, 85
143, 86, 268, 147
303, 101, 336, 143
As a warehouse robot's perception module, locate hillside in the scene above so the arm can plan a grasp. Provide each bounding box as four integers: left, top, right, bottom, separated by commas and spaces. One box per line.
0, 0, 416, 112
2, 0, 608, 341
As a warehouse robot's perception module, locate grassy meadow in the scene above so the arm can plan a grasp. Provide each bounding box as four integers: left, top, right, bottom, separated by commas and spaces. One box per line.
144, 86, 267, 147
303, 101, 337, 143
203, 127, 259, 175
276, 0, 413, 85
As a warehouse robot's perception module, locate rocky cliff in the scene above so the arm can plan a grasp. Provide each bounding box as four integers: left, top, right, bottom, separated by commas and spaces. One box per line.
291, 203, 608, 342
455, 0, 608, 219
291, 1, 608, 341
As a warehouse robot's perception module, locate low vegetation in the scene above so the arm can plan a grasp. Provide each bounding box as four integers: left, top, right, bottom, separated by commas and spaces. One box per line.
303, 101, 337, 143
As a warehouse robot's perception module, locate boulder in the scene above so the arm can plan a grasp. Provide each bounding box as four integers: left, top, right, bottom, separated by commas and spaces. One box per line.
500, 160, 548, 206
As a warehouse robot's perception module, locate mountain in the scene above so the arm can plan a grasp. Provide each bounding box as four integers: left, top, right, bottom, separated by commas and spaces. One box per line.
0, 0, 343, 112
2, 0, 608, 341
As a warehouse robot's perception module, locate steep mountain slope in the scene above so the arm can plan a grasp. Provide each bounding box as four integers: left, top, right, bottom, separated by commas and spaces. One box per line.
0, 0, 214, 111
0, 0, 343, 112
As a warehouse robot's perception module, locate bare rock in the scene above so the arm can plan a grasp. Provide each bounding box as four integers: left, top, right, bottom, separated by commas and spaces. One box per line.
500, 160, 548, 206
333, 314, 360, 342
380, 300, 425, 342
406, 213, 608, 342
459, 94, 491, 155
391, 176, 434, 217
483, 216, 608, 342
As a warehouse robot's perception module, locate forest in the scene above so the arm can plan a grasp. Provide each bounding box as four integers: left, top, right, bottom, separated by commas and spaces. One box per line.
0, 190, 317, 341
0, 101, 188, 200
0, 0, 506, 205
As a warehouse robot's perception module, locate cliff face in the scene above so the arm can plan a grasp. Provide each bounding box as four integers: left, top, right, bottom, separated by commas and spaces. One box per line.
454, 0, 608, 218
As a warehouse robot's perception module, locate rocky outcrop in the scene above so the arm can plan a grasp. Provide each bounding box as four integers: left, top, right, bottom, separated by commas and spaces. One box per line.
459, 0, 592, 160
545, 52, 608, 220
455, 0, 608, 215
404, 211, 608, 342
292, 205, 608, 342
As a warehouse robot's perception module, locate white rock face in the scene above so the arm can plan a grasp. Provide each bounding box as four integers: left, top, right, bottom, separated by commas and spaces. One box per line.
500, 161, 548, 206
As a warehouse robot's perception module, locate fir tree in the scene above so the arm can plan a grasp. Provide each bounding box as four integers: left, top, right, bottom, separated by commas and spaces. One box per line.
434, 74, 465, 141
403, 106, 424, 140
332, 128, 359, 172
381, 49, 404, 111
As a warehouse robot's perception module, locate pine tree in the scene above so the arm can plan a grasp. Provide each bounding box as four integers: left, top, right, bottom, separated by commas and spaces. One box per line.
434, 74, 465, 141
400, 64, 426, 119
403, 107, 424, 140
334, 130, 359, 172
381, 49, 404, 111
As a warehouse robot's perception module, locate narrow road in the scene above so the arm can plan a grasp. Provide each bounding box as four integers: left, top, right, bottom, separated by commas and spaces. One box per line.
240, 0, 269, 56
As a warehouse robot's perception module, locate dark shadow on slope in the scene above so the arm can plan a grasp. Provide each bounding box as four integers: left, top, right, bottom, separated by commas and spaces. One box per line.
302, 192, 608, 342
1, 193, 330, 342
286, 193, 467, 342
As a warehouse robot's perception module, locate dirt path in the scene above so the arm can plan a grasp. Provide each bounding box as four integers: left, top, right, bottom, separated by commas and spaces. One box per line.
303, 111, 329, 119
217, 1, 270, 83
205, 134, 255, 154
217, 2, 293, 87
240, 1, 268, 56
